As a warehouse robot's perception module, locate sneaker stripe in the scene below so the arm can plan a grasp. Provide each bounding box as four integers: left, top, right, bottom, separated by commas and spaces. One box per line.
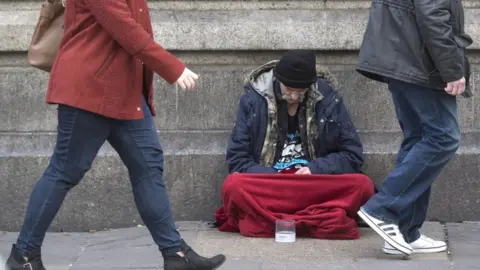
383, 236, 447, 255
358, 210, 412, 255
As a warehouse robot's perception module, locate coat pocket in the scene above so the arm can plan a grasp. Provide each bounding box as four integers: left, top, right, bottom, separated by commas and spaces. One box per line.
95, 47, 116, 78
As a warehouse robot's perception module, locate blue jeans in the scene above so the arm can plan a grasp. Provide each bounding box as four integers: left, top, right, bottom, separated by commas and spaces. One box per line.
16, 98, 182, 254
362, 79, 460, 243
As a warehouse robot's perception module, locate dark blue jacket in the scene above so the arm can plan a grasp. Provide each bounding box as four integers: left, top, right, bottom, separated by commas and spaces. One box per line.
226, 64, 364, 175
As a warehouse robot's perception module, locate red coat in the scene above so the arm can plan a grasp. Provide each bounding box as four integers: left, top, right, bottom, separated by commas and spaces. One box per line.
46, 0, 185, 120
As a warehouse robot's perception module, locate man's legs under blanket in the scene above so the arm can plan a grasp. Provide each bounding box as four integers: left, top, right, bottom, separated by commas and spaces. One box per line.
215, 173, 375, 239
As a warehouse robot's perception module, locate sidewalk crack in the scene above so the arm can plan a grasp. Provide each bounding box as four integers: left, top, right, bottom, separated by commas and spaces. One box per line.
443, 222, 454, 269
68, 234, 92, 270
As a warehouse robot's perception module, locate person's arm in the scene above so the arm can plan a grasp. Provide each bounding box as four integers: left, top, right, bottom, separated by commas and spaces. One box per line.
84, 0, 184, 84
413, 0, 464, 82
226, 95, 278, 174
306, 97, 363, 174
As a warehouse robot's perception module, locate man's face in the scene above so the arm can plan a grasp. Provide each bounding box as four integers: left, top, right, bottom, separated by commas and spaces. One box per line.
280, 83, 308, 104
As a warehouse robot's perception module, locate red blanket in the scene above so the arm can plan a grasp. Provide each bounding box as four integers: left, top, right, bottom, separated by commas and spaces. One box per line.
215, 173, 374, 239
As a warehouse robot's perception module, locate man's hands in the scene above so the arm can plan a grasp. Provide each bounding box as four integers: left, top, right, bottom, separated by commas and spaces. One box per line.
175, 68, 199, 91
445, 77, 466, 96
295, 167, 311, 175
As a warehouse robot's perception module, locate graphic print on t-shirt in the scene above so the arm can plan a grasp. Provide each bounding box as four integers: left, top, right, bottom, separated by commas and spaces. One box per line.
273, 129, 308, 171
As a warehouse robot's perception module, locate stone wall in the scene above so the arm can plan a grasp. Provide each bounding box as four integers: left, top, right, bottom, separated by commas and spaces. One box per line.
0, 0, 479, 231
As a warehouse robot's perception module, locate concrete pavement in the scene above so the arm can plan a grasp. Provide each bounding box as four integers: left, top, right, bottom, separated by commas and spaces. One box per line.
1, 221, 479, 270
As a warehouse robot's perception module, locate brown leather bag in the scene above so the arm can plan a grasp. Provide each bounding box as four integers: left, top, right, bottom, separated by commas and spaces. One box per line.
27, 0, 65, 72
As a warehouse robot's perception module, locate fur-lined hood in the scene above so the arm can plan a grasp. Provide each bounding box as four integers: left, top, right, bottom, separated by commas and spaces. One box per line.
245, 60, 338, 103
241, 60, 340, 167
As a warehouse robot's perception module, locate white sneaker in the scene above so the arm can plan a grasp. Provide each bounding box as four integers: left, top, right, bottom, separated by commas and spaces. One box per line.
357, 208, 413, 255
383, 234, 447, 255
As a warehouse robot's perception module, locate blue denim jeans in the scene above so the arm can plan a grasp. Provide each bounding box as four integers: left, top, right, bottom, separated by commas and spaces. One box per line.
362, 79, 460, 243
16, 98, 182, 254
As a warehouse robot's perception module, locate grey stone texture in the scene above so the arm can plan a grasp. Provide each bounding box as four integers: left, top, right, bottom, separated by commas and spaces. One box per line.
1, 221, 479, 270
0, 1, 480, 231
447, 222, 480, 269
1, 1, 480, 51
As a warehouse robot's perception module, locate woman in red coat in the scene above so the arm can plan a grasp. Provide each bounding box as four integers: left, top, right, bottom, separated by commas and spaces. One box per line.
4, 0, 226, 270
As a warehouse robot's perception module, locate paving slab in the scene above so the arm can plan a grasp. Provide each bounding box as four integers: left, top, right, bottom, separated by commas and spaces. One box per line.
193, 222, 448, 269
73, 227, 159, 270
0, 222, 477, 270
447, 222, 480, 270
0, 232, 88, 270
356, 260, 451, 270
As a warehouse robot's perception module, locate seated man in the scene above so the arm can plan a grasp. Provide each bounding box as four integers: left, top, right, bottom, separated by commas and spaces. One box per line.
215, 50, 375, 240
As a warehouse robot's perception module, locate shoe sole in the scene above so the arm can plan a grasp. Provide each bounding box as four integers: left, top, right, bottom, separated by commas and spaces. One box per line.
357, 209, 412, 255
212, 256, 227, 269
383, 245, 447, 255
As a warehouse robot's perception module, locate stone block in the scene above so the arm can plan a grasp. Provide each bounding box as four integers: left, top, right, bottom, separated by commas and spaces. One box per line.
1, 129, 480, 231
1, 62, 478, 133
0, 2, 479, 51
316, 66, 476, 131
439, 156, 480, 222
0, 152, 228, 232
473, 65, 480, 129
0, 130, 229, 157
159, 65, 249, 130
363, 150, 480, 222
332, 68, 400, 131
0, 64, 250, 132
0, 68, 54, 132
0, 65, 246, 132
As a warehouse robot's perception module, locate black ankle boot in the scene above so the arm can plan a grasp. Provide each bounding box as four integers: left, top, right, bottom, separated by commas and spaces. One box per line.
163, 239, 226, 270
5, 244, 46, 270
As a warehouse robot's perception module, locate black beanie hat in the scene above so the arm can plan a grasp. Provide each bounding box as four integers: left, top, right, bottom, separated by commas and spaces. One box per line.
273, 50, 317, 89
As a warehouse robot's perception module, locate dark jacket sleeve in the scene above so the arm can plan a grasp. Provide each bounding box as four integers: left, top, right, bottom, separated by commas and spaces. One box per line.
306, 97, 364, 175
83, 0, 185, 83
226, 94, 278, 174
413, 0, 464, 82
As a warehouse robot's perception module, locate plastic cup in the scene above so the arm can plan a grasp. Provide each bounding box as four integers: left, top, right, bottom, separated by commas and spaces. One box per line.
275, 219, 296, 243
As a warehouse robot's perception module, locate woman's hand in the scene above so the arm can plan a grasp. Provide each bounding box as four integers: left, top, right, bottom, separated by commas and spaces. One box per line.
175, 68, 199, 91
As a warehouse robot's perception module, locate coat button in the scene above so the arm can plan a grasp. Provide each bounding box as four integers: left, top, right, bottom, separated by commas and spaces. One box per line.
137, 107, 141, 111
139, 8, 143, 12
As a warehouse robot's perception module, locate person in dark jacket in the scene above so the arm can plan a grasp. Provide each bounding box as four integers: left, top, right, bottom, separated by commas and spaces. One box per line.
226, 50, 365, 175
216, 50, 375, 238
356, 0, 473, 256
